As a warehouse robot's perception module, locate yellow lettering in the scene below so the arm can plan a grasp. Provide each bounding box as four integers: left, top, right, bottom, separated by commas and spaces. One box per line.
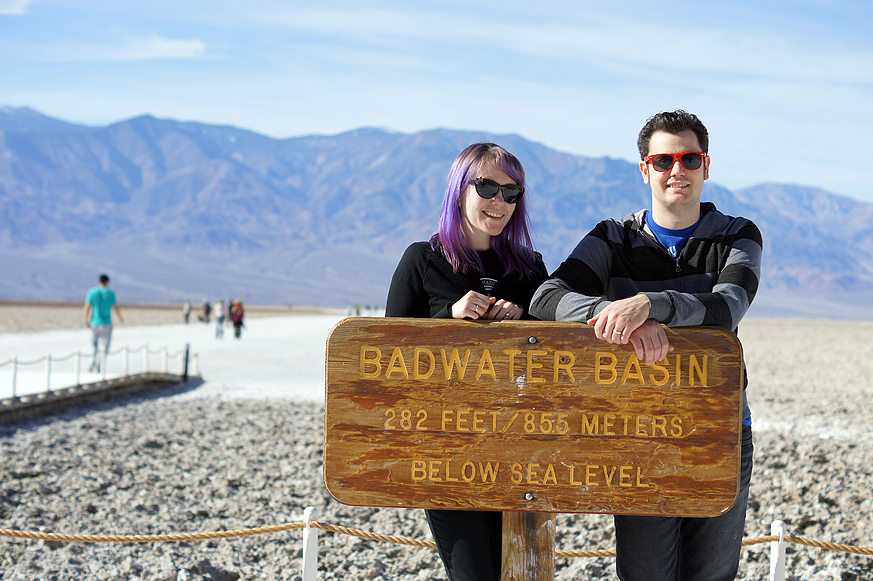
621, 354, 645, 384
491, 411, 499, 432
585, 465, 598, 486
602, 465, 616, 486
603, 415, 615, 436
411, 460, 426, 481
619, 466, 633, 487
649, 358, 670, 386
543, 464, 557, 485
581, 415, 599, 435
360, 347, 382, 378
553, 351, 576, 383
445, 460, 458, 482
504, 349, 521, 379
595, 352, 617, 384
479, 462, 499, 483
569, 465, 583, 485
636, 416, 648, 437
637, 466, 649, 487
675, 355, 681, 386
671, 417, 683, 437
689, 355, 708, 387
511, 463, 523, 484
473, 411, 485, 432
462, 462, 476, 482
457, 409, 469, 432
429, 460, 442, 481
526, 350, 547, 383
652, 416, 667, 437
442, 410, 452, 431
441, 348, 471, 379
386, 347, 409, 379
414, 347, 435, 379
475, 349, 497, 380
622, 415, 631, 435
527, 463, 540, 483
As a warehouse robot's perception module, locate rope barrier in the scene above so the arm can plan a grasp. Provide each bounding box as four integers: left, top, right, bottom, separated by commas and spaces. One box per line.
740, 534, 873, 556
2, 522, 871, 558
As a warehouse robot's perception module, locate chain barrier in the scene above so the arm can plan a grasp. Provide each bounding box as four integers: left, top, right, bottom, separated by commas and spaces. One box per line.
2, 521, 871, 558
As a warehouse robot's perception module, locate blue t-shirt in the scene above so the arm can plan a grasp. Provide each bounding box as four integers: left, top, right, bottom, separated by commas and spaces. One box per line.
645, 210, 701, 258
86, 286, 116, 326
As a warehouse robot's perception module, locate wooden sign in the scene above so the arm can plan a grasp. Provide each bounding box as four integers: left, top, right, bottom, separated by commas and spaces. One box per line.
324, 318, 743, 517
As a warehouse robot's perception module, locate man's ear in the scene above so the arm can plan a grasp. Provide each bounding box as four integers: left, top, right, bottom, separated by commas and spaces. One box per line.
639, 161, 650, 185
703, 155, 711, 180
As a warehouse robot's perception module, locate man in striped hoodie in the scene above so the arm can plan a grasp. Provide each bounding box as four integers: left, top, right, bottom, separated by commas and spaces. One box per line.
530, 110, 762, 581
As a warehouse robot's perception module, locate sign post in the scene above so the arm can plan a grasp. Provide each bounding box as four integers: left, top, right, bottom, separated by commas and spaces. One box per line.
324, 318, 744, 579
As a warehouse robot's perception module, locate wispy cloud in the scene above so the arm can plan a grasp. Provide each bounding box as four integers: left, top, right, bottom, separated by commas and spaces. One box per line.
0, 0, 33, 15
41, 34, 208, 62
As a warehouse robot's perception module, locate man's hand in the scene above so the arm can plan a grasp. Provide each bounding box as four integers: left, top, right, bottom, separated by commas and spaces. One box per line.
628, 319, 674, 365
587, 294, 651, 344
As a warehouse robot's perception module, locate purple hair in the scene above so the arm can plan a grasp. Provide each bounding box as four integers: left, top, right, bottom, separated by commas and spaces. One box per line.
431, 143, 537, 278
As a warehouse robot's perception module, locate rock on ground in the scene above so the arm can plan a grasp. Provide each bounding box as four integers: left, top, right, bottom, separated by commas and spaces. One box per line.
2, 389, 872, 581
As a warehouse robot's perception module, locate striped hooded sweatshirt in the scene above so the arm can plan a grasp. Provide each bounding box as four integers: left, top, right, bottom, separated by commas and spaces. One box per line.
530, 202, 762, 420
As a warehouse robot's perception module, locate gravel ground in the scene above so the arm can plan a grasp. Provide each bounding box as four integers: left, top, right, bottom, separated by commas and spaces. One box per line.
1, 314, 872, 580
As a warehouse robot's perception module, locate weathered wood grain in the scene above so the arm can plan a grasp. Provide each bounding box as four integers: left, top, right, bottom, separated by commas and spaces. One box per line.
324, 318, 743, 516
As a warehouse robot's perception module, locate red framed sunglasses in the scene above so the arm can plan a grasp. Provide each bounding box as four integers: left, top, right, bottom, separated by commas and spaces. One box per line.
643, 151, 707, 172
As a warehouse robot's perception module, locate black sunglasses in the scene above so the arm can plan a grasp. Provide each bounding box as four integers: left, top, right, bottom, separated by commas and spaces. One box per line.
643, 151, 706, 172
468, 178, 525, 204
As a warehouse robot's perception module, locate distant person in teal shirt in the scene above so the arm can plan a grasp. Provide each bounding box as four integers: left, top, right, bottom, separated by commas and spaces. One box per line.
83, 274, 124, 372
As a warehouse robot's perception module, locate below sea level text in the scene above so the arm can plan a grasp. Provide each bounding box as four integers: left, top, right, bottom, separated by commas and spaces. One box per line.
410, 459, 649, 488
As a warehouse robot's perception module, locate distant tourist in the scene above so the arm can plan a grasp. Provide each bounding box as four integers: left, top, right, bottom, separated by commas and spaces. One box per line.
385, 143, 548, 581
215, 298, 226, 339
231, 300, 245, 338
182, 299, 191, 324
530, 110, 763, 581
199, 299, 212, 323
83, 273, 124, 373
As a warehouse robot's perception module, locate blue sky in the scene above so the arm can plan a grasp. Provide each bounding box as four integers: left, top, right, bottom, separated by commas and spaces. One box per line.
2, 0, 872, 202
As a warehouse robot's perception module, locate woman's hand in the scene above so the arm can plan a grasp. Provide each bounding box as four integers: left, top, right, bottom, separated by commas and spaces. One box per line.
451, 291, 495, 319
481, 298, 523, 320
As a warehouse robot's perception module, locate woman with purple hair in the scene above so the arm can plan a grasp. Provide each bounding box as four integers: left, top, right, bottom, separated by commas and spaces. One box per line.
385, 143, 547, 580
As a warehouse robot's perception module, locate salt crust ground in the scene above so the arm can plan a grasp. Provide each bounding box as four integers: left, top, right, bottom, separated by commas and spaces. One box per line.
1, 307, 872, 580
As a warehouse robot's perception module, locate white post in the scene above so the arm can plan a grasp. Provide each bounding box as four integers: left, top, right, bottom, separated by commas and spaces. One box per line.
45, 353, 51, 392
302, 506, 319, 581
101, 348, 107, 380
144, 344, 149, 372
11, 356, 17, 398
162, 345, 168, 372
123, 345, 129, 376
75, 350, 81, 386
769, 520, 787, 581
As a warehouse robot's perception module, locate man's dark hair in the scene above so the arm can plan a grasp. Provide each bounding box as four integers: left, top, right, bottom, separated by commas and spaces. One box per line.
637, 110, 709, 158
99, 274, 110, 284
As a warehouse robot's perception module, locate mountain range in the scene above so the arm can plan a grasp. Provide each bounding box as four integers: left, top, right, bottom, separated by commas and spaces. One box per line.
2, 106, 873, 319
